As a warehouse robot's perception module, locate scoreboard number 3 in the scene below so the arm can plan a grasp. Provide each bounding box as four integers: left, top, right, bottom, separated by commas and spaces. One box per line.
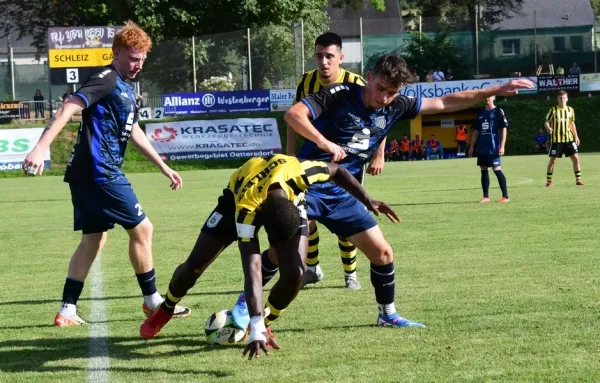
66, 68, 79, 84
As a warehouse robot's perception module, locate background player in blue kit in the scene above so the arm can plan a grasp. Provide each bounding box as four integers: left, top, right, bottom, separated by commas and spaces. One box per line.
22, 21, 190, 326
468, 96, 510, 203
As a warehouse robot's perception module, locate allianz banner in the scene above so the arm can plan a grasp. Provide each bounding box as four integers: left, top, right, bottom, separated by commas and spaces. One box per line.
0, 128, 51, 172
145, 118, 281, 161
537, 74, 580, 92
162, 90, 271, 116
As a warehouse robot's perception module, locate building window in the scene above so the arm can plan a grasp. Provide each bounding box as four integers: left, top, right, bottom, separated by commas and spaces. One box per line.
570, 36, 583, 51
501, 39, 520, 56
553, 37, 566, 52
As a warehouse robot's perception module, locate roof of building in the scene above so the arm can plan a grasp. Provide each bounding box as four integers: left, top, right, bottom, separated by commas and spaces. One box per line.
328, 0, 404, 37
493, 0, 595, 30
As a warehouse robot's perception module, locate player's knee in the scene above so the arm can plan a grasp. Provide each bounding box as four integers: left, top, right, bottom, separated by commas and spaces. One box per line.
81, 232, 107, 253
369, 244, 394, 265
130, 218, 153, 243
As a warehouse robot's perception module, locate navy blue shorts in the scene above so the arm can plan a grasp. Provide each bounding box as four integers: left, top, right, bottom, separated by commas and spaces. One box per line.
69, 177, 146, 234
477, 154, 501, 168
305, 189, 377, 239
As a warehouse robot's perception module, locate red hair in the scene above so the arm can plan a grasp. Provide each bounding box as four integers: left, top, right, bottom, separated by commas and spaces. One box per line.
112, 20, 152, 53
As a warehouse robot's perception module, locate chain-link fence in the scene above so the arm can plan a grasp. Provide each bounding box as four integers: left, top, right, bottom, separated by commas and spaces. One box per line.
2, 11, 598, 117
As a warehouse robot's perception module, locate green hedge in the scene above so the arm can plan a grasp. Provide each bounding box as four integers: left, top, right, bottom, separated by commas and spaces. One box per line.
1, 97, 596, 178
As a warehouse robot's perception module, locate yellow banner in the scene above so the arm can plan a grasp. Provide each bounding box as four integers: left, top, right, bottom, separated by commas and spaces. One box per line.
48, 48, 113, 68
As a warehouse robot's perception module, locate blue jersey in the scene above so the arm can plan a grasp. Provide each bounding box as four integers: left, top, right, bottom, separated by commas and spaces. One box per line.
299, 83, 421, 196
64, 66, 138, 185
474, 107, 508, 155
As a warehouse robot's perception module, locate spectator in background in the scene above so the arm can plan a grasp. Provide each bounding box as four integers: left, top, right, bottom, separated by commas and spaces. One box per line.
446, 68, 455, 81
426, 134, 444, 160
385, 139, 400, 162
455, 124, 468, 156
534, 128, 549, 153
411, 69, 420, 82
33, 89, 45, 119
556, 66, 565, 75
399, 135, 411, 161
569, 63, 581, 75
412, 134, 425, 160
433, 67, 445, 82
425, 69, 434, 82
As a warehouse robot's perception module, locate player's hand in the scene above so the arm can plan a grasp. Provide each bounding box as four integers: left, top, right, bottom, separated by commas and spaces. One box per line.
22, 148, 45, 176
317, 139, 346, 162
575, 137, 581, 146
498, 147, 505, 156
496, 79, 534, 96
468, 147, 474, 157
366, 156, 384, 176
366, 200, 401, 223
160, 166, 183, 190
242, 331, 280, 360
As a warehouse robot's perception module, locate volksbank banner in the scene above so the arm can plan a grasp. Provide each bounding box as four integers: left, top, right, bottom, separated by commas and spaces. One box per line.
0, 128, 51, 172
400, 77, 538, 98
145, 118, 281, 161
162, 90, 271, 116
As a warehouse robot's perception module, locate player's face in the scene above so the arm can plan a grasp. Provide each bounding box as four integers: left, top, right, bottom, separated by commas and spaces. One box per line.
114, 47, 147, 80
365, 73, 402, 109
314, 45, 343, 80
485, 96, 495, 108
557, 94, 568, 106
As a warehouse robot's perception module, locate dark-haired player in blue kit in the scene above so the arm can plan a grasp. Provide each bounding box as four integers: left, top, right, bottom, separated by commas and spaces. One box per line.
229, 55, 533, 331
22, 21, 190, 326
468, 95, 510, 203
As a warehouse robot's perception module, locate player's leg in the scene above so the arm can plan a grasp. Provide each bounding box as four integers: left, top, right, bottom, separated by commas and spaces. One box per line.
303, 220, 324, 286
141, 190, 237, 339
492, 164, 509, 202
347, 226, 425, 328
568, 146, 583, 185
55, 231, 108, 327
479, 163, 490, 203
55, 183, 113, 327
546, 145, 558, 186
338, 236, 360, 289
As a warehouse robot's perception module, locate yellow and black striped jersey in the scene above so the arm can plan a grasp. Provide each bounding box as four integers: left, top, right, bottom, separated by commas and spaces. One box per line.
227, 154, 330, 241
545, 106, 575, 143
295, 68, 365, 102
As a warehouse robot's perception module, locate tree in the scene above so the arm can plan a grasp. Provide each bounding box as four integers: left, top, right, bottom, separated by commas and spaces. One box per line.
402, 32, 468, 78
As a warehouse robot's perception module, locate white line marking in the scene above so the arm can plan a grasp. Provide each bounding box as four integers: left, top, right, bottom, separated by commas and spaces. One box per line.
88, 254, 110, 383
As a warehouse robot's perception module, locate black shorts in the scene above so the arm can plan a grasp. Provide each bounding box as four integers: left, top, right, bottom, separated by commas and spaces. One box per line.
549, 142, 578, 158
457, 140, 467, 149
200, 188, 309, 243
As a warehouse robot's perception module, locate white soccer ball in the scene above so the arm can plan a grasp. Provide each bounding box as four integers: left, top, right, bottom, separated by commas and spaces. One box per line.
204, 309, 247, 345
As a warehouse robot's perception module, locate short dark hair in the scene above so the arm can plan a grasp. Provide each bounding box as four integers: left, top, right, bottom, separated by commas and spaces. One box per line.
262, 196, 301, 245
558, 90, 568, 97
315, 32, 342, 49
372, 54, 414, 87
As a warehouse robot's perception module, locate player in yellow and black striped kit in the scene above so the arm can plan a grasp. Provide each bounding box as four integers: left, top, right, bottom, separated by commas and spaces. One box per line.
140, 154, 400, 360
544, 91, 583, 186
288, 32, 387, 290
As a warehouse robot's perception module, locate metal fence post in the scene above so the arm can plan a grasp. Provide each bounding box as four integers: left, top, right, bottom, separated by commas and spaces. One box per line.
192, 36, 197, 92
247, 28, 252, 90
301, 19, 305, 74
360, 17, 364, 76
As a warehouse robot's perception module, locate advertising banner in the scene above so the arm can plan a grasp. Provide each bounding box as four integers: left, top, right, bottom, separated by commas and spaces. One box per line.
579, 73, 600, 92
0, 128, 51, 172
537, 74, 580, 92
269, 89, 296, 111
400, 76, 538, 98
146, 118, 281, 161
0, 102, 21, 124
162, 90, 271, 116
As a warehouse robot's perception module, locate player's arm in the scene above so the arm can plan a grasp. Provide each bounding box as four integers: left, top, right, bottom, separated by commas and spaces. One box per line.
284, 84, 348, 162
498, 109, 509, 155
286, 103, 299, 156
544, 108, 553, 135
569, 108, 580, 146
22, 98, 85, 175
326, 163, 400, 223
418, 79, 534, 115
367, 138, 386, 176
468, 127, 479, 157
130, 123, 182, 190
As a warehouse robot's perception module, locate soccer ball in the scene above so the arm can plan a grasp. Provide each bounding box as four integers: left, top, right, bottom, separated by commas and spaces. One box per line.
204, 309, 247, 345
